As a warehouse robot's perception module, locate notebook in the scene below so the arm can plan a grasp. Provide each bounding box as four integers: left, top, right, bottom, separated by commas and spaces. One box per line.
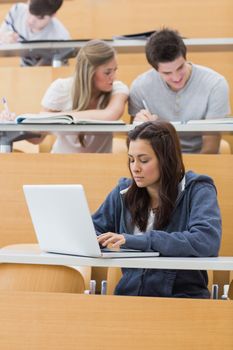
15, 113, 125, 125
23, 184, 159, 259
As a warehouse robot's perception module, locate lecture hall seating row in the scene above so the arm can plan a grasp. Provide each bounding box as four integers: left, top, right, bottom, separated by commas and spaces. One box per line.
0, 155, 232, 347
0, 2, 232, 347
0, 152, 233, 287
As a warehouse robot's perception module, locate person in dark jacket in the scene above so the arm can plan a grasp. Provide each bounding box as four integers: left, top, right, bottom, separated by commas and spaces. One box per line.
93, 121, 222, 298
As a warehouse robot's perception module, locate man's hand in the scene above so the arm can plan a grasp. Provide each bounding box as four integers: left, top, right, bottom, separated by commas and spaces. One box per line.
97, 232, 126, 249
1, 31, 19, 43
134, 109, 158, 122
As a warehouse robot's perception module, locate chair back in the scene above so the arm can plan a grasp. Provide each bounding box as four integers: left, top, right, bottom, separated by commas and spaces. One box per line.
106, 267, 122, 295
228, 279, 233, 300
0, 263, 85, 293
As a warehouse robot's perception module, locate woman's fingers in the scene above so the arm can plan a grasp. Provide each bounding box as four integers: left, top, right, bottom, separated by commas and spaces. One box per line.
97, 232, 125, 247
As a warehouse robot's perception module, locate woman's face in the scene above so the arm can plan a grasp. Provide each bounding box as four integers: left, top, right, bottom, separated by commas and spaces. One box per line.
128, 139, 160, 189
92, 57, 117, 93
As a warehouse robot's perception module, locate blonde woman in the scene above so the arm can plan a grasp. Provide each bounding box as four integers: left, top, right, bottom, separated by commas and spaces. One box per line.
41, 39, 129, 153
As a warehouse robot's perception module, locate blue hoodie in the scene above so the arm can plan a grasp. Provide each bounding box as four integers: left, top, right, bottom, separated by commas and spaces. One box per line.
92, 171, 222, 298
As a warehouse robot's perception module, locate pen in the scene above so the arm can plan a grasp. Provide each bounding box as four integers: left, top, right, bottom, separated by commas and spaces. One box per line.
142, 99, 150, 112
2, 97, 10, 114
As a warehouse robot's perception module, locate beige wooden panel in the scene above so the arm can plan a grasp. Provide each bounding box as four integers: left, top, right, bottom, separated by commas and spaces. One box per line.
0, 291, 232, 349
56, 0, 93, 39
0, 153, 129, 246
0, 3, 11, 22
51, 65, 74, 80
91, 0, 233, 39
0, 263, 86, 293
0, 67, 52, 113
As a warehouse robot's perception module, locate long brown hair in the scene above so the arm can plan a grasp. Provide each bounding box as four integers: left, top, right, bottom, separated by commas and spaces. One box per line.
125, 121, 185, 230
72, 39, 115, 111
72, 40, 116, 146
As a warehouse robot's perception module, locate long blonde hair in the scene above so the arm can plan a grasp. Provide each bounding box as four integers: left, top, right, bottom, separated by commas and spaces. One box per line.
72, 40, 116, 111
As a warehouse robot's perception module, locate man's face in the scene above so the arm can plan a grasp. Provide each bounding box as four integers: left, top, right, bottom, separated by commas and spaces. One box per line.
26, 10, 52, 33
157, 56, 190, 91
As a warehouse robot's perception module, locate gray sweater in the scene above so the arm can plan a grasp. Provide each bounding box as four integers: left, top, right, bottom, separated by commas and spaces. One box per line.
129, 64, 230, 153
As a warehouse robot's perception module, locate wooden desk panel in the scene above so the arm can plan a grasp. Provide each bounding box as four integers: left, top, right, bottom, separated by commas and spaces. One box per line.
0, 67, 52, 113
0, 153, 129, 246
0, 291, 232, 349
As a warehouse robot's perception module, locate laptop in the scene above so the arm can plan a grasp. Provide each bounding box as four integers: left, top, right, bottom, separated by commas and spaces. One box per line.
23, 184, 160, 259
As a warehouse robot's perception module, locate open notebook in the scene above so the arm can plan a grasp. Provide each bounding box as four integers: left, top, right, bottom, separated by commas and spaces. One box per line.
23, 184, 159, 258
15, 113, 125, 125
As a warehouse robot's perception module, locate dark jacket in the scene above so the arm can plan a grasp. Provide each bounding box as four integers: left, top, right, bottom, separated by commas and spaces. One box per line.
92, 171, 222, 298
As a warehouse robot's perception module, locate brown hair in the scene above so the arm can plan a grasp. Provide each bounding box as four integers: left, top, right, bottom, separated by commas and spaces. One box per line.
72, 40, 116, 146
125, 120, 185, 230
146, 28, 186, 70
29, 0, 63, 17
72, 39, 115, 111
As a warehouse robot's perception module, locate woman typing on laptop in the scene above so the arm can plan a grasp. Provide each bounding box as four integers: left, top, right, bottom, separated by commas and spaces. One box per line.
93, 121, 221, 298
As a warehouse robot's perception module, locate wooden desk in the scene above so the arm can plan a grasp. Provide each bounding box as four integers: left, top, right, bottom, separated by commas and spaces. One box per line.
1, 244, 233, 271
1, 121, 233, 152
0, 38, 233, 66
0, 290, 232, 349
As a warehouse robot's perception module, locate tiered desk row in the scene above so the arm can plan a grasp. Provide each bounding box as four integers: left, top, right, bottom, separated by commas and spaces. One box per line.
0, 1, 233, 348
0, 152, 233, 349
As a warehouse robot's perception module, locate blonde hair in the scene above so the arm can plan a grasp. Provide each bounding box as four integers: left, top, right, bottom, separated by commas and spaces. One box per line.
72, 40, 116, 111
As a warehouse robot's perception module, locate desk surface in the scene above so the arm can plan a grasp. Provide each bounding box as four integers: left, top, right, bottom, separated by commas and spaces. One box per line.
1, 121, 233, 134
1, 244, 233, 270
0, 38, 233, 58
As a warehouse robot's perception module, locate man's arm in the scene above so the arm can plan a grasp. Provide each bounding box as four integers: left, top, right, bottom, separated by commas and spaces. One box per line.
0, 29, 19, 43
0, 4, 20, 43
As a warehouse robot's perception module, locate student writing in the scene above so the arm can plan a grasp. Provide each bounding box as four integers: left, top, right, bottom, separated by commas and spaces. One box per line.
40, 39, 129, 153
0, 0, 70, 66
0, 40, 129, 153
129, 28, 230, 153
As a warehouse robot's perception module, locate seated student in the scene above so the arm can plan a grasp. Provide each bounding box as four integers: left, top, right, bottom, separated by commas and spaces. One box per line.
0, 40, 129, 153
128, 28, 231, 154
94, 121, 221, 298
40, 39, 129, 153
0, 0, 70, 66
